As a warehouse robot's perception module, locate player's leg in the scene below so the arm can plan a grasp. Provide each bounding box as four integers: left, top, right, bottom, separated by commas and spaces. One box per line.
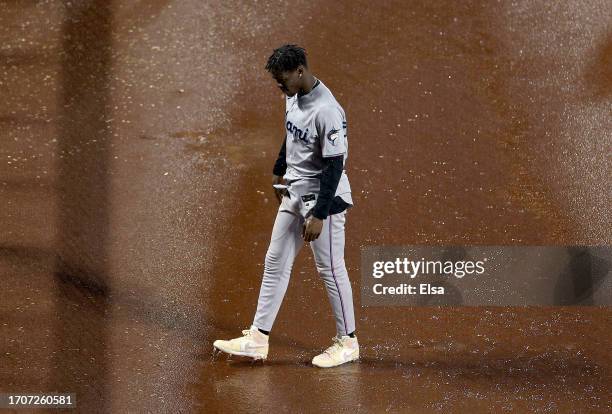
309, 210, 358, 367
310, 210, 355, 336
214, 196, 303, 359
252, 195, 304, 332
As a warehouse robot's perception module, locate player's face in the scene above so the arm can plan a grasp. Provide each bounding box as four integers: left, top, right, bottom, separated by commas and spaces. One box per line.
272, 69, 301, 97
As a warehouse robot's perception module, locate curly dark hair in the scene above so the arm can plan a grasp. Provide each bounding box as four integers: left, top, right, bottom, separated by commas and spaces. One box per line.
265, 44, 308, 74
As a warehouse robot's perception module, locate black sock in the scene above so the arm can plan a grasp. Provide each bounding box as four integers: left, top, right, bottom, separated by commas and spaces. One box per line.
258, 328, 270, 336
348, 331, 355, 338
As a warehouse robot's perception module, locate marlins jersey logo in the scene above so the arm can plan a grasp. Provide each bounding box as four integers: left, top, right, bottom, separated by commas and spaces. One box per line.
326, 121, 347, 146
327, 128, 340, 146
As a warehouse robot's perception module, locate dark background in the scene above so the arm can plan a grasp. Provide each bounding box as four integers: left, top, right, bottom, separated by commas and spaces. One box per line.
1, 1, 610, 412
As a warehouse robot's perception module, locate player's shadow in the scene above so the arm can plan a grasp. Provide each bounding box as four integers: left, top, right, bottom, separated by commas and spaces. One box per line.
553, 246, 610, 305
583, 31, 612, 100
414, 247, 465, 306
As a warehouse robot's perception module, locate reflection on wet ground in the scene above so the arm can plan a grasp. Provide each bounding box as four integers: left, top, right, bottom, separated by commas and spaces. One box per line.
0, 0, 610, 412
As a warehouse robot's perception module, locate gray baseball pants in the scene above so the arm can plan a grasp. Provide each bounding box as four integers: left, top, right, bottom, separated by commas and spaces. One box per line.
252, 192, 356, 336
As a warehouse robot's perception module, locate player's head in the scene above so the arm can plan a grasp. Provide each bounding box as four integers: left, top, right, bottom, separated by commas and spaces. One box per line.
265, 44, 309, 97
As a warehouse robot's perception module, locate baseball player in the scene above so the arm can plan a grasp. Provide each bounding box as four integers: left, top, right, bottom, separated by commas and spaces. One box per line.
213, 44, 358, 368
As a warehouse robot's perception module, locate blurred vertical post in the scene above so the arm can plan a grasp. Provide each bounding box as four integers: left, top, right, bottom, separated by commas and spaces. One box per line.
52, 0, 113, 408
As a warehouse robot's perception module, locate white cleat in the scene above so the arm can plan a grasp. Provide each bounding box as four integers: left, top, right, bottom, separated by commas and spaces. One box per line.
312, 335, 359, 368
213, 325, 269, 361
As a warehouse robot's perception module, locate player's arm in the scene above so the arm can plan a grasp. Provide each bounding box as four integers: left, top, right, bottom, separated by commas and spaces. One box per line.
311, 155, 343, 220
272, 137, 287, 177
272, 137, 287, 204
303, 105, 347, 242
313, 104, 347, 220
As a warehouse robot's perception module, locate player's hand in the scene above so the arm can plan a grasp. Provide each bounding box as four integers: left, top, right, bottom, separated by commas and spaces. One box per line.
302, 216, 323, 242
272, 175, 286, 204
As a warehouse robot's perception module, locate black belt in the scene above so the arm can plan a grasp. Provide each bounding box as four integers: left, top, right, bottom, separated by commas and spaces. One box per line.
285, 175, 322, 185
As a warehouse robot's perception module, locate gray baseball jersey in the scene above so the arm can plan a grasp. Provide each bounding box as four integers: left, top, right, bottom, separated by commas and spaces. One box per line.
251, 77, 357, 338
283, 78, 353, 206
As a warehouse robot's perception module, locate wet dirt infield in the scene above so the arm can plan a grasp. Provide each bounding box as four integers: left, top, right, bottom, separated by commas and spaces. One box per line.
1, 1, 610, 413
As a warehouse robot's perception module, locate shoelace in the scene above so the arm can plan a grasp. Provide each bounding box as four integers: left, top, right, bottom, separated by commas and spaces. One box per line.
323, 337, 343, 355
241, 329, 253, 337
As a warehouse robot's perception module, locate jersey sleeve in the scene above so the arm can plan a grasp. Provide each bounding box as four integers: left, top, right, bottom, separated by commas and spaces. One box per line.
315, 105, 347, 158
311, 155, 344, 220
272, 136, 287, 176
